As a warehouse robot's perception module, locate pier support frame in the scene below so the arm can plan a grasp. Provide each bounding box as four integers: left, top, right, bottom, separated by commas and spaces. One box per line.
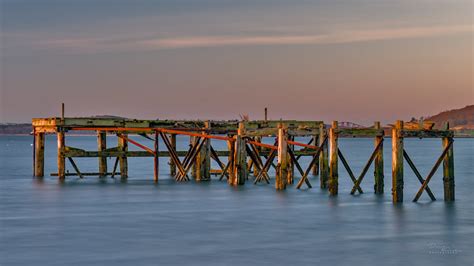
195, 121, 211, 181
328, 121, 338, 195
392, 120, 404, 202
312, 134, 320, 175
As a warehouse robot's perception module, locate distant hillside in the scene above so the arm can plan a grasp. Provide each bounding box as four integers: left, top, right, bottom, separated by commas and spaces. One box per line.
0, 123, 32, 135
427, 105, 474, 130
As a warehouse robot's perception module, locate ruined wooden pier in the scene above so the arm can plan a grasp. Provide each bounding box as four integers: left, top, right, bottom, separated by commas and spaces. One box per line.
32, 114, 455, 203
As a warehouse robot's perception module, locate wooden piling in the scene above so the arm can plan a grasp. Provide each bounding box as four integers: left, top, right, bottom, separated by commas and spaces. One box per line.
169, 134, 177, 176
57, 130, 65, 179
34, 132, 45, 177
276, 123, 288, 190
442, 123, 455, 201
233, 122, 247, 185
154, 131, 159, 182
312, 134, 320, 175
392, 120, 404, 203
227, 137, 236, 185
97, 131, 107, 177
374, 121, 384, 194
328, 121, 338, 195
319, 123, 329, 188
118, 133, 128, 178
197, 121, 211, 181
190, 136, 198, 179
287, 135, 294, 184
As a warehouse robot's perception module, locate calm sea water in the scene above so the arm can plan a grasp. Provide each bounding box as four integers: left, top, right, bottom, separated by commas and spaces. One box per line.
0, 135, 473, 265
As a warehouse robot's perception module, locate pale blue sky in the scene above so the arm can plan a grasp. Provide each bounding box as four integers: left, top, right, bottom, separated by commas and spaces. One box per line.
1, 0, 472, 124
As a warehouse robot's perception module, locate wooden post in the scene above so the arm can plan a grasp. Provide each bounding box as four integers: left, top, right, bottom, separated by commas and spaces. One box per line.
227, 137, 236, 185
319, 123, 329, 188
169, 134, 177, 176
443, 123, 455, 201
154, 131, 159, 182
190, 136, 198, 179
374, 121, 384, 194
328, 121, 338, 195
233, 122, 247, 185
34, 132, 45, 177
392, 120, 404, 203
197, 121, 211, 181
312, 133, 320, 175
57, 130, 65, 179
264, 107, 268, 121
118, 133, 128, 178
97, 131, 107, 177
276, 123, 287, 190
287, 135, 294, 185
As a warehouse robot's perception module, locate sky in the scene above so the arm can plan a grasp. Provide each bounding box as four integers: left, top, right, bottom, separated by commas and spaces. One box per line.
0, 0, 472, 124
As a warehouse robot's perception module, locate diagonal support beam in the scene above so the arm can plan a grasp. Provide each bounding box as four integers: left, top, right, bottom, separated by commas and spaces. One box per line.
349, 139, 384, 194
296, 136, 327, 189
413, 139, 453, 202
403, 150, 436, 201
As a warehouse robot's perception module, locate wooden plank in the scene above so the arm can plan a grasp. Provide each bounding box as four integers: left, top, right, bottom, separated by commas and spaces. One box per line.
401, 130, 453, 138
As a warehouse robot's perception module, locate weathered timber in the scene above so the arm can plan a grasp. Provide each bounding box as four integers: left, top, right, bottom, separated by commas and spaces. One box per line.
312, 134, 319, 175
413, 139, 453, 202
337, 128, 384, 137
196, 121, 211, 181
275, 123, 288, 190
392, 120, 404, 203
401, 130, 453, 138
169, 134, 177, 176
443, 124, 455, 201
34, 132, 45, 177
328, 121, 338, 195
374, 121, 384, 194
319, 124, 329, 189
97, 131, 107, 177
233, 122, 247, 185
118, 133, 128, 178
154, 131, 159, 182
287, 135, 294, 185
57, 131, 65, 179
403, 150, 436, 201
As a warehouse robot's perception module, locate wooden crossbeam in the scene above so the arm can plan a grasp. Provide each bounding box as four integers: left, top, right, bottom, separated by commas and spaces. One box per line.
349, 139, 383, 194
254, 150, 276, 184
118, 134, 155, 155
413, 139, 453, 202
245, 143, 270, 184
296, 136, 327, 189
111, 157, 119, 178
288, 147, 311, 188
67, 157, 83, 178
160, 132, 189, 181
210, 145, 228, 178
338, 149, 363, 194
403, 150, 436, 201
177, 137, 206, 181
